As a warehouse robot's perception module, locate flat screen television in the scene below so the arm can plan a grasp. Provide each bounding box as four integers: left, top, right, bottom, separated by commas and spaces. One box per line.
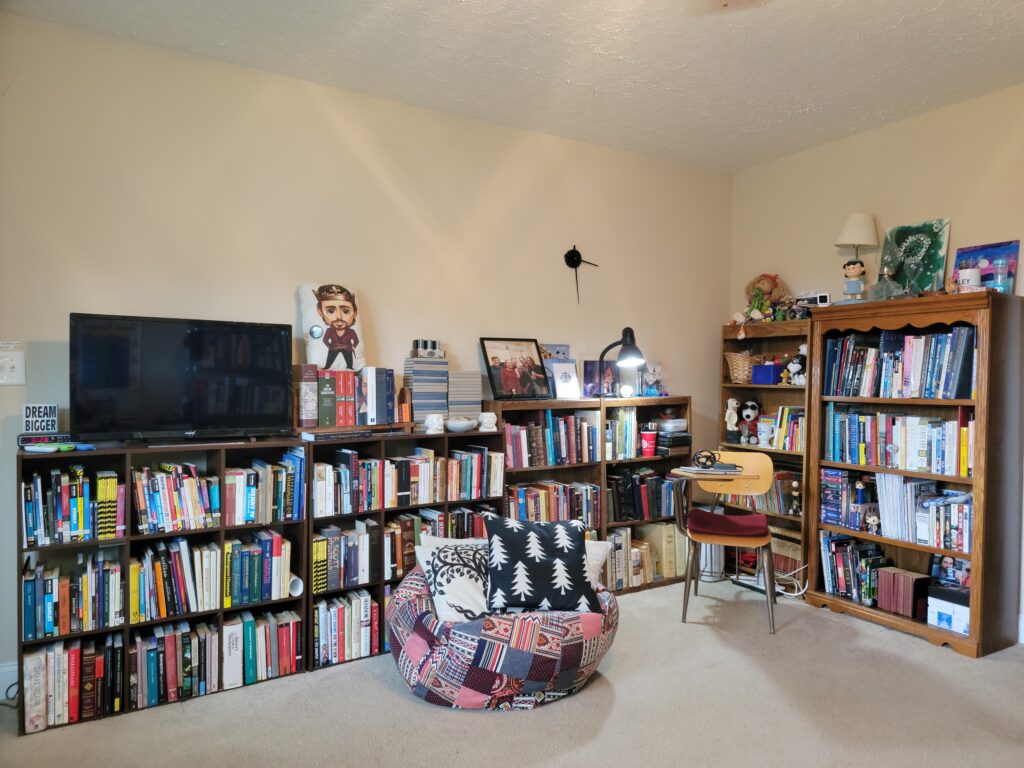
70, 313, 293, 440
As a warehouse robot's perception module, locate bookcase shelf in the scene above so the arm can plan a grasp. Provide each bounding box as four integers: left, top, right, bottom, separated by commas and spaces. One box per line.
723, 383, 805, 391
129, 610, 221, 630
22, 624, 125, 648
806, 293, 1023, 658
485, 396, 692, 595
723, 443, 804, 458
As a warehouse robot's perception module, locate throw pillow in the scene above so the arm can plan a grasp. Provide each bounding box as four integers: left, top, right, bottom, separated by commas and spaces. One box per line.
584, 540, 613, 589
484, 517, 601, 613
415, 539, 489, 623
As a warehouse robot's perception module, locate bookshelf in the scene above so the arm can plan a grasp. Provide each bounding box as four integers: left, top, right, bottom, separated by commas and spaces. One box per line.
805, 292, 1023, 657
719, 320, 809, 587
484, 395, 692, 596
303, 428, 505, 673
15, 438, 309, 734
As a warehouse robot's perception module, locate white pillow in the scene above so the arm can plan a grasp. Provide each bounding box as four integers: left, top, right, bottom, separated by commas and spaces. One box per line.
584, 540, 613, 589
415, 539, 489, 623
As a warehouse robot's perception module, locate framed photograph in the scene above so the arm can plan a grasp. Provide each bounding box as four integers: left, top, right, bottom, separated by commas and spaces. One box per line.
550, 361, 581, 399
951, 240, 1018, 294
930, 554, 971, 587
480, 338, 552, 400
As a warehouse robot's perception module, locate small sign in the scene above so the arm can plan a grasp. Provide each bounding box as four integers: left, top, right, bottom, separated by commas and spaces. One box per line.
23, 403, 59, 434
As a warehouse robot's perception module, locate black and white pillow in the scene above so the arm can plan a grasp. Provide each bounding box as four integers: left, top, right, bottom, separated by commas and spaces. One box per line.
484, 517, 601, 613
415, 537, 489, 623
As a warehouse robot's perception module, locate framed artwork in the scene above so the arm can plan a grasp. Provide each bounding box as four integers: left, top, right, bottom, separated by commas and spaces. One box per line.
540, 343, 572, 391
930, 554, 971, 587
952, 240, 1018, 294
641, 362, 666, 396
550, 361, 581, 399
582, 360, 635, 397
298, 282, 366, 371
480, 338, 552, 400
883, 218, 951, 295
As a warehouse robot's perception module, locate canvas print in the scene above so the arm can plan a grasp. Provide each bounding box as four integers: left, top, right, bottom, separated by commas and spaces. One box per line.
930, 554, 971, 587
480, 338, 551, 400
641, 361, 666, 395
882, 218, 951, 295
299, 282, 366, 371
952, 240, 1019, 294
550, 361, 581, 399
581, 360, 637, 396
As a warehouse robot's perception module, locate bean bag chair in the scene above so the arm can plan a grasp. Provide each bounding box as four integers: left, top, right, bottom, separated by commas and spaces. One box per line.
386, 566, 618, 710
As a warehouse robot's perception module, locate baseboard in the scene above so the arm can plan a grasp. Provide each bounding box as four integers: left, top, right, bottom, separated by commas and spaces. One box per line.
0, 662, 17, 701
1019, 614, 1024, 645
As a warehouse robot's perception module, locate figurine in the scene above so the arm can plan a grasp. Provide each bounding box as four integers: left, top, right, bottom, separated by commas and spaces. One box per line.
841, 259, 867, 302
724, 398, 741, 444
731, 273, 792, 327
788, 479, 801, 516
478, 412, 498, 432
424, 413, 445, 434
740, 400, 760, 445
779, 368, 791, 385
864, 509, 881, 536
786, 351, 807, 386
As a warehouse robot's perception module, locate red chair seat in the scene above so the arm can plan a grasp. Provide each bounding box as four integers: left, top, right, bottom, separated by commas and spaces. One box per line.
687, 508, 769, 537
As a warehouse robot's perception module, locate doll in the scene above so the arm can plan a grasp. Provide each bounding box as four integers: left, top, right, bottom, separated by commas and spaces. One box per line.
740, 400, 761, 445
842, 259, 867, 302
724, 398, 741, 444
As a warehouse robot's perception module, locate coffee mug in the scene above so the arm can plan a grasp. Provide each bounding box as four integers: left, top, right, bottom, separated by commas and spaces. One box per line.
957, 267, 981, 287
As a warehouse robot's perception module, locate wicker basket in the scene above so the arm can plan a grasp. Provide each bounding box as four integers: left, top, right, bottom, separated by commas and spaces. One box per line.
724, 352, 760, 384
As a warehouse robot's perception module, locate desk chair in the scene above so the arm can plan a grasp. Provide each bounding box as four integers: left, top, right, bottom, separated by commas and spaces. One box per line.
676, 451, 777, 633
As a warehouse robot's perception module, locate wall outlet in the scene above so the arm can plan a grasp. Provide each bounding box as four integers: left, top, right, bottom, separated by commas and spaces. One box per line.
0, 342, 26, 385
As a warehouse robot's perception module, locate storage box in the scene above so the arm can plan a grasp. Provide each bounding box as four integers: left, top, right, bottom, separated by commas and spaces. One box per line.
927, 584, 970, 636
751, 364, 783, 385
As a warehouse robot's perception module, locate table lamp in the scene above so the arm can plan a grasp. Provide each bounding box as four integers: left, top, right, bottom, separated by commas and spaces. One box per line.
835, 213, 878, 302
598, 327, 645, 397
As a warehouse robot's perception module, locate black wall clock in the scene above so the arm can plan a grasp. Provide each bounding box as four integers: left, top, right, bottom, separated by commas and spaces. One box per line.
564, 245, 598, 303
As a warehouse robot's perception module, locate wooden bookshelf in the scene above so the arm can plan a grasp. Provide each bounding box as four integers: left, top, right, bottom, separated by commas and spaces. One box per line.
15, 437, 309, 734
719, 320, 809, 589
805, 292, 1023, 657
484, 395, 692, 596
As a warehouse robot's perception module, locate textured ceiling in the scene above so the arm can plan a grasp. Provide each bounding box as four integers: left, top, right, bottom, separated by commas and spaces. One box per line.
6, 0, 1024, 170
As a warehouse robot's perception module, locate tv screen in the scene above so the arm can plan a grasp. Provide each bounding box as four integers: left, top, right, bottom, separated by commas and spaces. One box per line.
70, 313, 293, 440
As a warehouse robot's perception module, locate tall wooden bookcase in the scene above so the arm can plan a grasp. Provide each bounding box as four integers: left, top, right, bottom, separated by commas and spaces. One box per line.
15, 438, 309, 734
719, 320, 809, 587
484, 395, 691, 596
805, 293, 1023, 657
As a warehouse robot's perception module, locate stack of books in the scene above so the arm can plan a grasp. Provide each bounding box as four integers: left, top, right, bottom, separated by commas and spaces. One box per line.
312, 520, 380, 592
655, 430, 691, 457
129, 622, 219, 709
442, 503, 500, 538
21, 467, 126, 547
876, 566, 930, 618
22, 551, 123, 641
607, 470, 686, 523
223, 448, 306, 525
606, 406, 638, 460
724, 469, 800, 516
503, 410, 600, 467
131, 540, 221, 622
448, 371, 482, 421
312, 589, 379, 668
403, 357, 449, 429
222, 610, 302, 688
132, 464, 219, 535
504, 481, 601, 526
223, 530, 294, 607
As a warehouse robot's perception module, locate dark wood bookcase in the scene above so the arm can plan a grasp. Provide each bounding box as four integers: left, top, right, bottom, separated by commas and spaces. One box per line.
484, 395, 692, 596
804, 292, 1023, 657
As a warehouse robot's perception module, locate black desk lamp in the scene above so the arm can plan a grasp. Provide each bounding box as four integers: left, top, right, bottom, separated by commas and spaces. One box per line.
598, 327, 645, 397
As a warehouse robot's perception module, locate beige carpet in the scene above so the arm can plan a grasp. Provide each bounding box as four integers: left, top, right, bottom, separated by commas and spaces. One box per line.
2, 580, 1023, 768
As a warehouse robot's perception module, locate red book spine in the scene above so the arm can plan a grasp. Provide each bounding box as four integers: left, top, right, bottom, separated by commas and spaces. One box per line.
165, 630, 178, 702
68, 643, 81, 723
333, 370, 345, 426
343, 372, 356, 427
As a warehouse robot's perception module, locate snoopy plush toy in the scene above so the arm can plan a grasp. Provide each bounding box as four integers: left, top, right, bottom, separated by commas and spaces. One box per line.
740, 400, 761, 445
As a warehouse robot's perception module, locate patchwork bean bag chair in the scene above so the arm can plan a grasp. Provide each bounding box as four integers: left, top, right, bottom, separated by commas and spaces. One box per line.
386, 566, 618, 709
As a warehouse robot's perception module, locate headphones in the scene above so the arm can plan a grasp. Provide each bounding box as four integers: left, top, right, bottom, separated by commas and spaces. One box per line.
692, 449, 719, 469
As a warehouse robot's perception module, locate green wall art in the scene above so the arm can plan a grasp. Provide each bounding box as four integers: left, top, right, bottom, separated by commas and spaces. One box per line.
882, 218, 952, 295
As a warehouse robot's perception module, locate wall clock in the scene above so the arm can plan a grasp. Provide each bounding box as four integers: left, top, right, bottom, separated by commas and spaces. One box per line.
563, 245, 598, 303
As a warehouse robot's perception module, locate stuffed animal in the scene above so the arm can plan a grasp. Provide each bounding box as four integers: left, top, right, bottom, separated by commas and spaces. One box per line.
786, 354, 806, 386
739, 400, 760, 445
731, 274, 793, 327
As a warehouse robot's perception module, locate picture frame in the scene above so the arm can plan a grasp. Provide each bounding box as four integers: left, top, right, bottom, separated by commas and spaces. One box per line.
480, 338, 552, 400
550, 360, 581, 399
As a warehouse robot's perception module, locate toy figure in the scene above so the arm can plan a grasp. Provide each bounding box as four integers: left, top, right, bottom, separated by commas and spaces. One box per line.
779, 368, 791, 385
740, 400, 760, 445
731, 273, 792, 327
842, 259, 867, 302
864, 509, 881, 536
786, 353, 807, 386
724, 398, 741, 444
788, 479, 801, 516
313, 284, 360, 369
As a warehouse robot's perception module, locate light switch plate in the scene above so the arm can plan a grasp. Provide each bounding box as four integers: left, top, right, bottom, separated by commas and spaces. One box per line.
0, 342, 26, 386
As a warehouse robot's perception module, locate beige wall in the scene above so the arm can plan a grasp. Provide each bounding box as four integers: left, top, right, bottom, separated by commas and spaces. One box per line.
733, 83, 1024, 640
0, 13, 732, 667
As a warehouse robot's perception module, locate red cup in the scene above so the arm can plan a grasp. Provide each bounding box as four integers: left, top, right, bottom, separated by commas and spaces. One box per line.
641, 431, 657, 457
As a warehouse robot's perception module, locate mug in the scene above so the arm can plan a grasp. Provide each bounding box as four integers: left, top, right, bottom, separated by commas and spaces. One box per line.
957, 267, 981, 288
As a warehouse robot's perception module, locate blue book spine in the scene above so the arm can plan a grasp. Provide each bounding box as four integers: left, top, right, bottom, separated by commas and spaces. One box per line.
23, 578, 35, 641
146, 648, 158, 707
44, 583, 54, 636
385, 369, 395, 423
83, 477, 91, 540
259, 537, 273, 602
240, 548, 251, 605
517, 486, 527, 521
231, 547, 242, 606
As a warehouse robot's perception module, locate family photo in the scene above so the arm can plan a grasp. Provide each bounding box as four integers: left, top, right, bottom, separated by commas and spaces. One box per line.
480, 338, 553, 399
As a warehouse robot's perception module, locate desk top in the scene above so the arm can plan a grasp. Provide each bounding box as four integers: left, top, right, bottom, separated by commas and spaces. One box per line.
669, 467, 759, 481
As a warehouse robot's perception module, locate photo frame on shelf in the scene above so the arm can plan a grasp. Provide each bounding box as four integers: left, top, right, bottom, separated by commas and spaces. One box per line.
550, 360, 581, 399
480, 337, 552, 400
951, 240, 1019, 294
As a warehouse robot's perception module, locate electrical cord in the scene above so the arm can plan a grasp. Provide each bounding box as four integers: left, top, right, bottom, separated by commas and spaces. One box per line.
1, 681, 18, 708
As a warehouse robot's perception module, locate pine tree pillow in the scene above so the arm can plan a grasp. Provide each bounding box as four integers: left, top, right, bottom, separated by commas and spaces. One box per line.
484, 517, 602, 613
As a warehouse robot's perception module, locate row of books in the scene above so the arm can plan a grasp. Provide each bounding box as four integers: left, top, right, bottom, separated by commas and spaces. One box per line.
222, 610, 303, 688
819, 533, 883, 604
295, 364, 398, 428
604, 522, 688, 591
312, 521, 379, 592
403, 357, 448, 428
502, 411, 600, 468
505, 481, 602, 527
606, 407, 638, 460
312, 589, 381, 668
761, 406, 805, 452
131, 540, 222, 623
823, 327, 976, 400
723, 470, 799, 516
223, 450, 307, 525
22, 551, 123, 641
223, 530, 295, 608
130, 621, 219, 709
607, 469, 685, 523
432, 503, 500, 539
22, 634, 124, 733
21, 467, 125, 548
825, 405, 973, 477
131, 464, 219, 535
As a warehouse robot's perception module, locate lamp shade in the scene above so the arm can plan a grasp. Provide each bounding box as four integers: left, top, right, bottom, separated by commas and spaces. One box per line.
615, 328, 645, 368
835, 213, 878, 248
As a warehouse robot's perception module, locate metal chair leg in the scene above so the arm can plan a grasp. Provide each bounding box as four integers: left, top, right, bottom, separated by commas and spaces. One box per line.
681, 540, 695, 623
765, 540, 777, 605
690, 539, 700, 596
762, 545, 776, 634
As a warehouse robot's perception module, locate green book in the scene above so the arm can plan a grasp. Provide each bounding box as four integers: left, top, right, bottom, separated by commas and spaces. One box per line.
241, 611, 256, 686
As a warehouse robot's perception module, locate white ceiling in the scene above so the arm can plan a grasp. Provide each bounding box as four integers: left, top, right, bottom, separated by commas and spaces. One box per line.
6, 0, 1024, 170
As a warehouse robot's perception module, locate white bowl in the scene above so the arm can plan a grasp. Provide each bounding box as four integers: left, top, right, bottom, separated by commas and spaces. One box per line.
446, 418, 478, 433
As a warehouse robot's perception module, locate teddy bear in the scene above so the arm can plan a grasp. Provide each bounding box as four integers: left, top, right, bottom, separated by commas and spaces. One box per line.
739, 400, 761, 445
